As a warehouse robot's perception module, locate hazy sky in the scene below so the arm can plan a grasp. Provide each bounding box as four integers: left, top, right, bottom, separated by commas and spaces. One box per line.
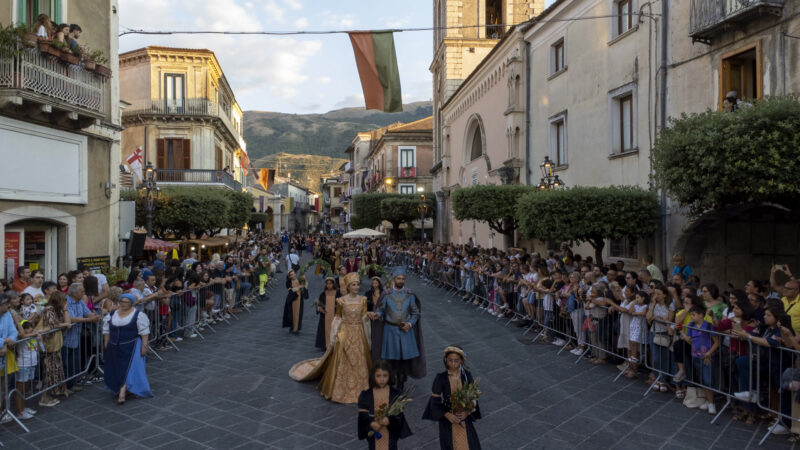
118, 0, 434, 114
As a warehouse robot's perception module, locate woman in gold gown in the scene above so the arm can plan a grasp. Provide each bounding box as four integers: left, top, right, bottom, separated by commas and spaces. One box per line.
289, 272, 372, 404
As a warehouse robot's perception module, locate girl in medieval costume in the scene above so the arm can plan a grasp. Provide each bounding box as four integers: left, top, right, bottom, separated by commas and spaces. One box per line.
314, 277, 340, 351
422, 346, 482, 450
357, 360, 413, 450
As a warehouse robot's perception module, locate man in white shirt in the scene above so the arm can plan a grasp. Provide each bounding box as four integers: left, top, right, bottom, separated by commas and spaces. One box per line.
22, 270, 46, 300
286, 248, 300, 272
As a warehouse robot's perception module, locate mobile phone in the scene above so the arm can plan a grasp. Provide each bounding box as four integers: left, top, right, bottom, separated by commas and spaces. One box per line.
776, 264, 786, 272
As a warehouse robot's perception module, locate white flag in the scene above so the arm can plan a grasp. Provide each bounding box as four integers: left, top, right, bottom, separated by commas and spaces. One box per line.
126, 146, 144, 182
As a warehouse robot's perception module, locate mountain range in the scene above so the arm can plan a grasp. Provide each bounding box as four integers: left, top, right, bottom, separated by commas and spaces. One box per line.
243, 101, 432, 161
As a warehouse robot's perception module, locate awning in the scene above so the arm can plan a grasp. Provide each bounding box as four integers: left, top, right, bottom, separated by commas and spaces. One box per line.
187, 236, 238, 248
144, 237, 179, 251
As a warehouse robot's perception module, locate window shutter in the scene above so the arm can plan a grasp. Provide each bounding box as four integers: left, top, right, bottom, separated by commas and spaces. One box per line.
156, 139, 166, 169
182, 139, 191, 169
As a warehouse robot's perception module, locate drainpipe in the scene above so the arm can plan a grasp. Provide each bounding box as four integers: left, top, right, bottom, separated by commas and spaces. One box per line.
782, 31, 787, 96
659, 1, 669, 270
525, 40, 531, 187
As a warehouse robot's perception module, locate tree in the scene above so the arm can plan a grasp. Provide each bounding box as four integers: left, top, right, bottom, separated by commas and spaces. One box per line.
248, 212, 270, 229
652, 96, 800, 217
351, 193, 385, 229
120, 186, 252, 239
451, 184, 534, 247
380, 196, 434, 240
516, 186, 659, 265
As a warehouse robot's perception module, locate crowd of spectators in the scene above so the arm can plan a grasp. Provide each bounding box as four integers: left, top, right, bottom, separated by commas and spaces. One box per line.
0, 232, 284, 424
384, 241, 800, 442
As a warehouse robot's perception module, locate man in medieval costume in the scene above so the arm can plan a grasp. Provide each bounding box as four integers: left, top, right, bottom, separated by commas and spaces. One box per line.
369, 266, 426, 389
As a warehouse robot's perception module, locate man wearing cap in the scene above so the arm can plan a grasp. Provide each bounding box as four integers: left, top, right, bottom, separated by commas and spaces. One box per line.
369, 266, 426, 389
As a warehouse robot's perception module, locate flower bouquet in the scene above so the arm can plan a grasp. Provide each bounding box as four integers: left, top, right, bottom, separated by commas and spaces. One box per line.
368, 387, 414, 440
450, 378, 482, 415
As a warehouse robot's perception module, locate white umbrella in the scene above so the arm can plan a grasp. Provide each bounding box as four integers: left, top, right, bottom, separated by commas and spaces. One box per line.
343, 228, 386, 238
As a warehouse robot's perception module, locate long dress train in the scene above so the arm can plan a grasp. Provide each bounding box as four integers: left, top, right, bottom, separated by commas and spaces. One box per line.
289, 296, 372, 404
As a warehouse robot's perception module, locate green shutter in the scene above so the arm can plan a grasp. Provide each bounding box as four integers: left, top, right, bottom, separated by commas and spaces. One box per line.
53, 0, 62, 24
17, 0, 27, 25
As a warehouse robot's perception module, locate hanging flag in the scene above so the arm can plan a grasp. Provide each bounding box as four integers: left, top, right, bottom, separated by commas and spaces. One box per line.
258, 168, 276, 192
240, 152, 251, 176
348, 31, 403, 113
126, 147, 144, 182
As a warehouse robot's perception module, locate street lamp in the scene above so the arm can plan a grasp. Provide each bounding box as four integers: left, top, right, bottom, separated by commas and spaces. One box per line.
538, 156, 565, 191
141, 162, 159, 236
417, 191, 428, 242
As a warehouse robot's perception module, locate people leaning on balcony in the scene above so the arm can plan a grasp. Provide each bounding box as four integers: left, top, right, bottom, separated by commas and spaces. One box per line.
53, 23, 70, 47
67, 24, 82, 52
34, 14, 54, 39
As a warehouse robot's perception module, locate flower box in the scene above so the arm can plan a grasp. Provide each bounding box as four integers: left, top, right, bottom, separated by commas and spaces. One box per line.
22, 32, 38, 48
38, 40, 61, 57
93, 64, 112, 78
83, 60, 96, 71
59, 50, 80, 65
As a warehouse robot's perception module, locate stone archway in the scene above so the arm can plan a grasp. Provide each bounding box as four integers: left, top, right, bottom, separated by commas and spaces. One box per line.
674, 205, 800, 288
0, 205, 78, 279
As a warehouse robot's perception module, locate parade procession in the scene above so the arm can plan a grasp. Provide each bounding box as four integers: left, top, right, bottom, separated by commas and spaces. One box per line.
2, 0, 800, 448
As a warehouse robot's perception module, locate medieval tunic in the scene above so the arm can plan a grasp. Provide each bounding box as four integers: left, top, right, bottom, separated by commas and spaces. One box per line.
357, 386, 413, 450
422, 370, 482, 450
376, 288, 420, 360
315, 288, 339, 350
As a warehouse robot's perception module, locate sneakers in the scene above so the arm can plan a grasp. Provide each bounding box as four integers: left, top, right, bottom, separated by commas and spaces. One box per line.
570, 347, 584, 356
698, 402, 709, 411
0, 413, 11, 424
18, 411, 34, 420
552, 338, 566, 346
223, 313, 232, 319
186, 333, 198, 339
38, 399, 59, 407
673, 370, 686, 383
172, 336, 184, 342
733, 391, 757, 403
23, 408, 36, 415
707, 403, 717, 415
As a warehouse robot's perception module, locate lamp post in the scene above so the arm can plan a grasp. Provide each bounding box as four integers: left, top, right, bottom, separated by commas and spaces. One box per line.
417, 187, 428, 242
141, 163, 158, 236
538, 156, 565, 191
384, 177, 393, 193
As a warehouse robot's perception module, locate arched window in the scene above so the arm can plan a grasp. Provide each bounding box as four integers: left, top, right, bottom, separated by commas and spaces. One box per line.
470, 126, 483, 161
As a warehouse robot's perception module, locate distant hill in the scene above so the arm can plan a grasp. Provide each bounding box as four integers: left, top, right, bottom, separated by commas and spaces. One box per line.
243, 101, 432, 160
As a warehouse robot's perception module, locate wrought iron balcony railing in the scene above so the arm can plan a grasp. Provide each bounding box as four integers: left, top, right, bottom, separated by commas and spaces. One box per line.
0, 48, 106, 114
690, 0, 785, 41
155, 169, 241, 191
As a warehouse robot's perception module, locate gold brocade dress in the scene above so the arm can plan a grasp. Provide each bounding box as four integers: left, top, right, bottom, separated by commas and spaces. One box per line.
289, 296, 372, 404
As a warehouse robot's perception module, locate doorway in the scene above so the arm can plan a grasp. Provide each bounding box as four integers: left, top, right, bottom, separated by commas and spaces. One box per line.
5, 222, 60, 281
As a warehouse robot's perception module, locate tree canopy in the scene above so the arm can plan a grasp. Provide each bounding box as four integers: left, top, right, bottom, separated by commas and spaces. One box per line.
652, 96, 800, 216
351, 193, 434, 239
452, 184, 534, 237
517, 185, 659, 265
121, 186, 253, 239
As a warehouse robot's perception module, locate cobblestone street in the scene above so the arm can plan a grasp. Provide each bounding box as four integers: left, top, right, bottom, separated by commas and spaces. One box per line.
0, 259, 793, 449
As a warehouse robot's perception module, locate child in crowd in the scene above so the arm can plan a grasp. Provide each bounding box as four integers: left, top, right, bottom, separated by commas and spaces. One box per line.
686, 304, 720, 414
625, 291, 650, 378
14, 320, 42, 419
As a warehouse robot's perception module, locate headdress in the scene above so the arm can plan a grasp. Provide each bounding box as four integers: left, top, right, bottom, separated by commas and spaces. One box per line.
343, 272, 360, 287
443, 346, 466, 361
392, 266, 407, 279
119, 293, 136, 304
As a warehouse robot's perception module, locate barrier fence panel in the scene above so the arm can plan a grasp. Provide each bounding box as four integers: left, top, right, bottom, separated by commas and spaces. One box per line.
754, 343, 800, 445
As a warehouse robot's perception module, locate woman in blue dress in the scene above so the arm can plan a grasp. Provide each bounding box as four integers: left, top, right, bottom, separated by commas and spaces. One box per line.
103, 293, 153, 404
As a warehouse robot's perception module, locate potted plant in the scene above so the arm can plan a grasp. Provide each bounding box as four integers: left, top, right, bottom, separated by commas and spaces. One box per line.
83, 48, 103, 71
0, 24, 26, 59
57, 42, 79, 65
91, 50, 111, 78
21, 27, 37, 48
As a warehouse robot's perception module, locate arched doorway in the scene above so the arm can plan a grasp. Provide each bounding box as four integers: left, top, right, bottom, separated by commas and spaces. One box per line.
264, 207, 274, 231
0, 205, 76, 281
675, 205, 800, 288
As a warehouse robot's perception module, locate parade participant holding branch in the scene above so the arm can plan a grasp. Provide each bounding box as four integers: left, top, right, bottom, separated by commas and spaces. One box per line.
289, 272, 372, 404
357, 360, 413, 450
369, 266, 426, 390
282, 270, 307, 335
314, 277, 339, 351
422, 345, 482, 450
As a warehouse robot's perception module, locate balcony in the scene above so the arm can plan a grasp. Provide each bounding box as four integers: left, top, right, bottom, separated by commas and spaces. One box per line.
155, 169, 241, 191
123, 98, 244, 149
0, 48, 107, 127
690, 0, 785, 42
399, 167, 417, 178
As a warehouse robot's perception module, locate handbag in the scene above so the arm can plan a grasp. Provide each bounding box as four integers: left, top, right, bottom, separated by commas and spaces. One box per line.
43, 330, 63, 353
581, 316, 595, 332
653, 332, 671, 347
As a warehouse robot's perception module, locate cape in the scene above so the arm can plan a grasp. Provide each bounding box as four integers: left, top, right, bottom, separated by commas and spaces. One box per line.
370, 288, 427, 379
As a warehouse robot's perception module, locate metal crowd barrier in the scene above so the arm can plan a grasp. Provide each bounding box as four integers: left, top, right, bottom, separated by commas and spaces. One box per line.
0, 268, 276, 433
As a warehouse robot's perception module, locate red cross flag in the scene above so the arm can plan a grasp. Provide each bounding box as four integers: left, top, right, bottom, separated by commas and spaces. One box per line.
126, 147, 144, 182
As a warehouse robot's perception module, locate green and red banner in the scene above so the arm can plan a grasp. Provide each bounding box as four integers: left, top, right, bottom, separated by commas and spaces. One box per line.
348, 31, 403, 113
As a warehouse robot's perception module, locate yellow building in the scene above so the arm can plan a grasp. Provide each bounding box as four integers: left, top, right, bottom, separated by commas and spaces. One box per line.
119, 46, 247, 190
0, 0, 122, 280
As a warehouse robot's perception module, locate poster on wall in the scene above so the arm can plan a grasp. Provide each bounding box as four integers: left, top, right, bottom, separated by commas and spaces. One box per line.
76, 255, 110, 274
4, 231, 21, 279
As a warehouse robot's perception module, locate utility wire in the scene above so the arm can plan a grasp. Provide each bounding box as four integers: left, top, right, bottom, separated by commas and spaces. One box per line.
119, 13, 658, 37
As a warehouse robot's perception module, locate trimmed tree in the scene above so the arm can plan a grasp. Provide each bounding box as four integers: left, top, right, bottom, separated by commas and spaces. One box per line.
451, 184, 534, 248
517, 185, 659, 265
652, 96, 800, 216
380, 196, 435, 240
351, 193, 385, 229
